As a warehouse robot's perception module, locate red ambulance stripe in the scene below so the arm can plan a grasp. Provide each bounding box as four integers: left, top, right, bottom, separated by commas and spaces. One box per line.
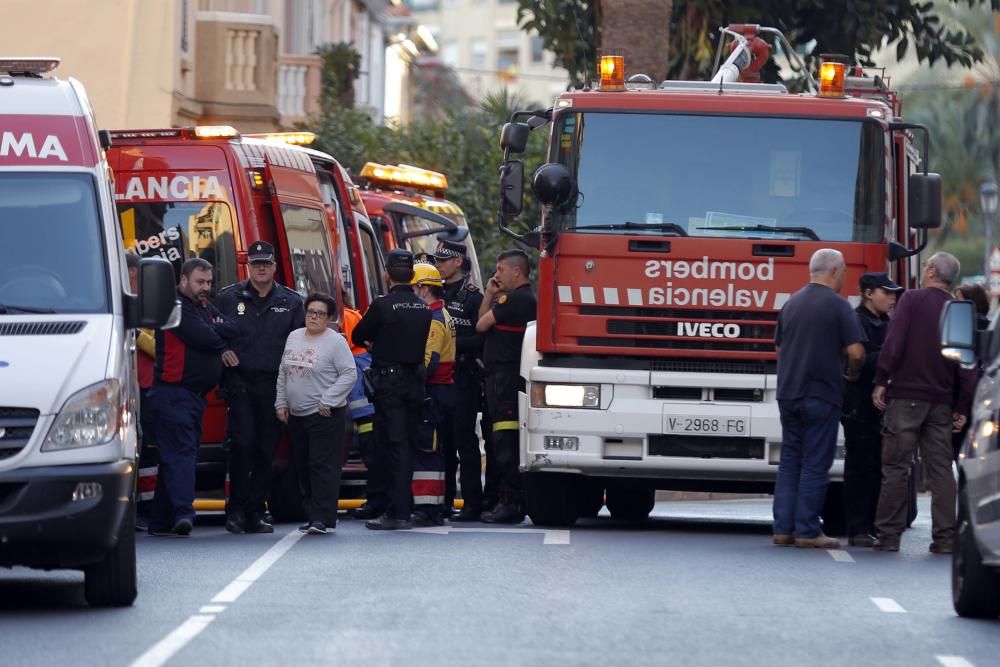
0, 114, 99, 167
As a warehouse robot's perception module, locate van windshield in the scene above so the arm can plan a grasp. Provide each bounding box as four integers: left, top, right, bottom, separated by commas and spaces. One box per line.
0, 173, 109, 314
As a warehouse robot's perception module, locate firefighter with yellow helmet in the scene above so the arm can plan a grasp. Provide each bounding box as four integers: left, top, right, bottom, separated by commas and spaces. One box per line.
410, 262, 457, 525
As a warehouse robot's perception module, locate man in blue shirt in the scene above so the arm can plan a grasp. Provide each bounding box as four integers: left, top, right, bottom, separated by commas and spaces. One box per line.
773, 249, 865, 549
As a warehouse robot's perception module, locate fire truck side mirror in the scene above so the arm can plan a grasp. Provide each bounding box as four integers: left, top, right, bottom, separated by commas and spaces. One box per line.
500, 122, 530, 154
908, 172, 942, 229
500, 160, 525, 216
532, 163, 575, 209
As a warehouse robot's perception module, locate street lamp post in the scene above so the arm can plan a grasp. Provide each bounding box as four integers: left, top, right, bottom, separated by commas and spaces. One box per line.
981, 181, 998, 280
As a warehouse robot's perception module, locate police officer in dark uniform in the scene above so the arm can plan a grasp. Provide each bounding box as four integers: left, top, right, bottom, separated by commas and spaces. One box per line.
215, 241, 304, 534
352, 248, 432, 530
433, 239, 486, 521
476, 249, 537, 524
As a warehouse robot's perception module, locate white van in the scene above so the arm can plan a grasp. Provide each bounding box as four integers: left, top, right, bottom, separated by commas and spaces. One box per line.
0, 58, 176, 606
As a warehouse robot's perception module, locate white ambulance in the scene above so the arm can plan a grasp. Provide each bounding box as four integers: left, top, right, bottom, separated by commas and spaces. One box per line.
0, 58, 177, 606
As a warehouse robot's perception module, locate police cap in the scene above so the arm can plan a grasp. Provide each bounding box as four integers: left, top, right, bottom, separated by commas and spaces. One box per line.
859, 272, 903, 293
433, 239, 467, 261
386, 248, 415, 271
248, 240, 276, 263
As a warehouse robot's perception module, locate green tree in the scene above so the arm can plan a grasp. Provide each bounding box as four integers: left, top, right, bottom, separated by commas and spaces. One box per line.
517, 0, 999, 84
315, 43, 362, 109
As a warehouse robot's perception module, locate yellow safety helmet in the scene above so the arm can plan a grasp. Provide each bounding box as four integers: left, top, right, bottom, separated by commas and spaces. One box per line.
411, 262, 444, 287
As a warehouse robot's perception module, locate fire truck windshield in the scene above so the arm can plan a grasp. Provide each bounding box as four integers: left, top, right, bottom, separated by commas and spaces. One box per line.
118, 201, 239, 290
0, 173, 108, 314
552, 112, 885, 243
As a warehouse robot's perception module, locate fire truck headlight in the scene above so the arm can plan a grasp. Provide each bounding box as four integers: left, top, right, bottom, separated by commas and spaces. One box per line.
42, 380, 123, 451
532, 383, 601, 409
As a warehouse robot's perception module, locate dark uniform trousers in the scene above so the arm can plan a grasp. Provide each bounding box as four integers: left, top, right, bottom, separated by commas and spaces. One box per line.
372, 365, 425, 520
225, 372, 283, 516
485, 365, 523, 504
149, 384, 206, 529
288, 407, 346, 526
356, 417, 385, 512
842, 415, 882, 537
440, 367, 483, 510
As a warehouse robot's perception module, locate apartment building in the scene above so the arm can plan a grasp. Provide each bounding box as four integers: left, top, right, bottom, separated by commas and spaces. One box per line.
2, 0, 419, 130
406, 0, 569, 106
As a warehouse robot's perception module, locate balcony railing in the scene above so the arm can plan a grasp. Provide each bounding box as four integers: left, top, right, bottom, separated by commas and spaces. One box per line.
278, 55, 322, 125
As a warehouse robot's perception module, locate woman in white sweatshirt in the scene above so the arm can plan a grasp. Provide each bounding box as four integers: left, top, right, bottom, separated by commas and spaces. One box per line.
276, 293, 357, 534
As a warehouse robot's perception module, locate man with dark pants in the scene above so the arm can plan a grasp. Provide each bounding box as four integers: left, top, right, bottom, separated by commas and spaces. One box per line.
872, 252, 976, 553
215, 241, 304, 534
773, 249, 865, 549
841, 272, 902, 547
476, 249, 537, 524
352, 249, 432, 530
150, 258, 236, 537
434, 240, 485, 521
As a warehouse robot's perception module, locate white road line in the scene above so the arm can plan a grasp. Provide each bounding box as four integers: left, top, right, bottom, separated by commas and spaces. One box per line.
937, 656, 975, 667
198, 605, 226, 614
129, 530, 304, 667
212, 529, 303, 603
828, 549, 855, 562
129, 615, 216, 667
870, 597, 906, 613
409, 526, 571, 544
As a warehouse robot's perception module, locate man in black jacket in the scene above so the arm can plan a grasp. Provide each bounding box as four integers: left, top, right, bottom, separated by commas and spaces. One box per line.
150, 258, 237, 537
215, 241, 304, 534
841, 272, 902, 547
433, 240, 487, 521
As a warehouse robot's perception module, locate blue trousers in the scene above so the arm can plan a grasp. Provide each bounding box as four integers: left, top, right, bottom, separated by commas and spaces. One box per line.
773, 398, 839, 538
149, 384, 206, 531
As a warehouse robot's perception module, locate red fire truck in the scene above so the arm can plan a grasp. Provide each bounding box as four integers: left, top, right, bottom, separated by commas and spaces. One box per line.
497, 25, 941, 528
108, 126, 354, 504
358, 162, 484, 288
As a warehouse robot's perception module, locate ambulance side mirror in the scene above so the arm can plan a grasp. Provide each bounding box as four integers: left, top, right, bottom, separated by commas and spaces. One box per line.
939, 300, 977, 369
127, 258, 180, 330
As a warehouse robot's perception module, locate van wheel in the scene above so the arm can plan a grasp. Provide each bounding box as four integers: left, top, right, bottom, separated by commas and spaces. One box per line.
821, 482, 846, 536
575, 478, 605, 519
952, 495, 1000, 618
605, 484, 655, 521
84, 501, 137, 607
523, 472, 579, 527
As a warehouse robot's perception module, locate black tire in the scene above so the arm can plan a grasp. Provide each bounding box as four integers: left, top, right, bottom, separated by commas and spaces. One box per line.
523, 472, 579, 527
821, 482, 846, 536
605, 484, 655, 521
84, 501, 137, 608
952, 495, 1000, 618
575, 478, 605, 519
268, 464, 305, 523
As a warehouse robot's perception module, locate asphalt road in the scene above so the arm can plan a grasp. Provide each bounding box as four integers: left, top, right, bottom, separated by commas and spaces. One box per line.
1, 496, 997, 667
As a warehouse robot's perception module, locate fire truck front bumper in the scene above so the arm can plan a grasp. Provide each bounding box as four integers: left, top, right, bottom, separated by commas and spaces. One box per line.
519, 374, 845, 485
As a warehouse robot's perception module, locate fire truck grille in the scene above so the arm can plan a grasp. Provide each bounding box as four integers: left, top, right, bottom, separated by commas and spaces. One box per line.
0, 407, 40, 461
580, 337, 774, 353
650, 359, 775, 375
648, 435, 766, 459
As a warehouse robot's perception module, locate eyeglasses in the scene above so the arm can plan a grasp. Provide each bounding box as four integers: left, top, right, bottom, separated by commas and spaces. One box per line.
306, 310, 329, 318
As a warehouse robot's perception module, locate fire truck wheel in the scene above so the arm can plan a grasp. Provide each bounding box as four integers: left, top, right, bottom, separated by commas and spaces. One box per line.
523, 472, 580, 527
605, 484, 655, 522
84, 500, 138, 607
268, 465, 306, 523
575, 478, 605, 519
820, 482, 847, 536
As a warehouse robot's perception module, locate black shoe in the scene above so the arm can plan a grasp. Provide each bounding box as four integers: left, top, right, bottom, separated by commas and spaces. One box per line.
225, 508, 246, 534
848, 533, 877, 548
307, 522, 328, 535
481, 503, 525, 524
349, 504, 382, 520
298, 522, 311, 533
135, 515, 149, 532
365, 515, 413, 531
245, 514, 274, 534
411, 510, 444, 527
450, 508, 481, 522
441, 505, 456, 519
172, 518, 193, 536
148, 526, 177, 537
